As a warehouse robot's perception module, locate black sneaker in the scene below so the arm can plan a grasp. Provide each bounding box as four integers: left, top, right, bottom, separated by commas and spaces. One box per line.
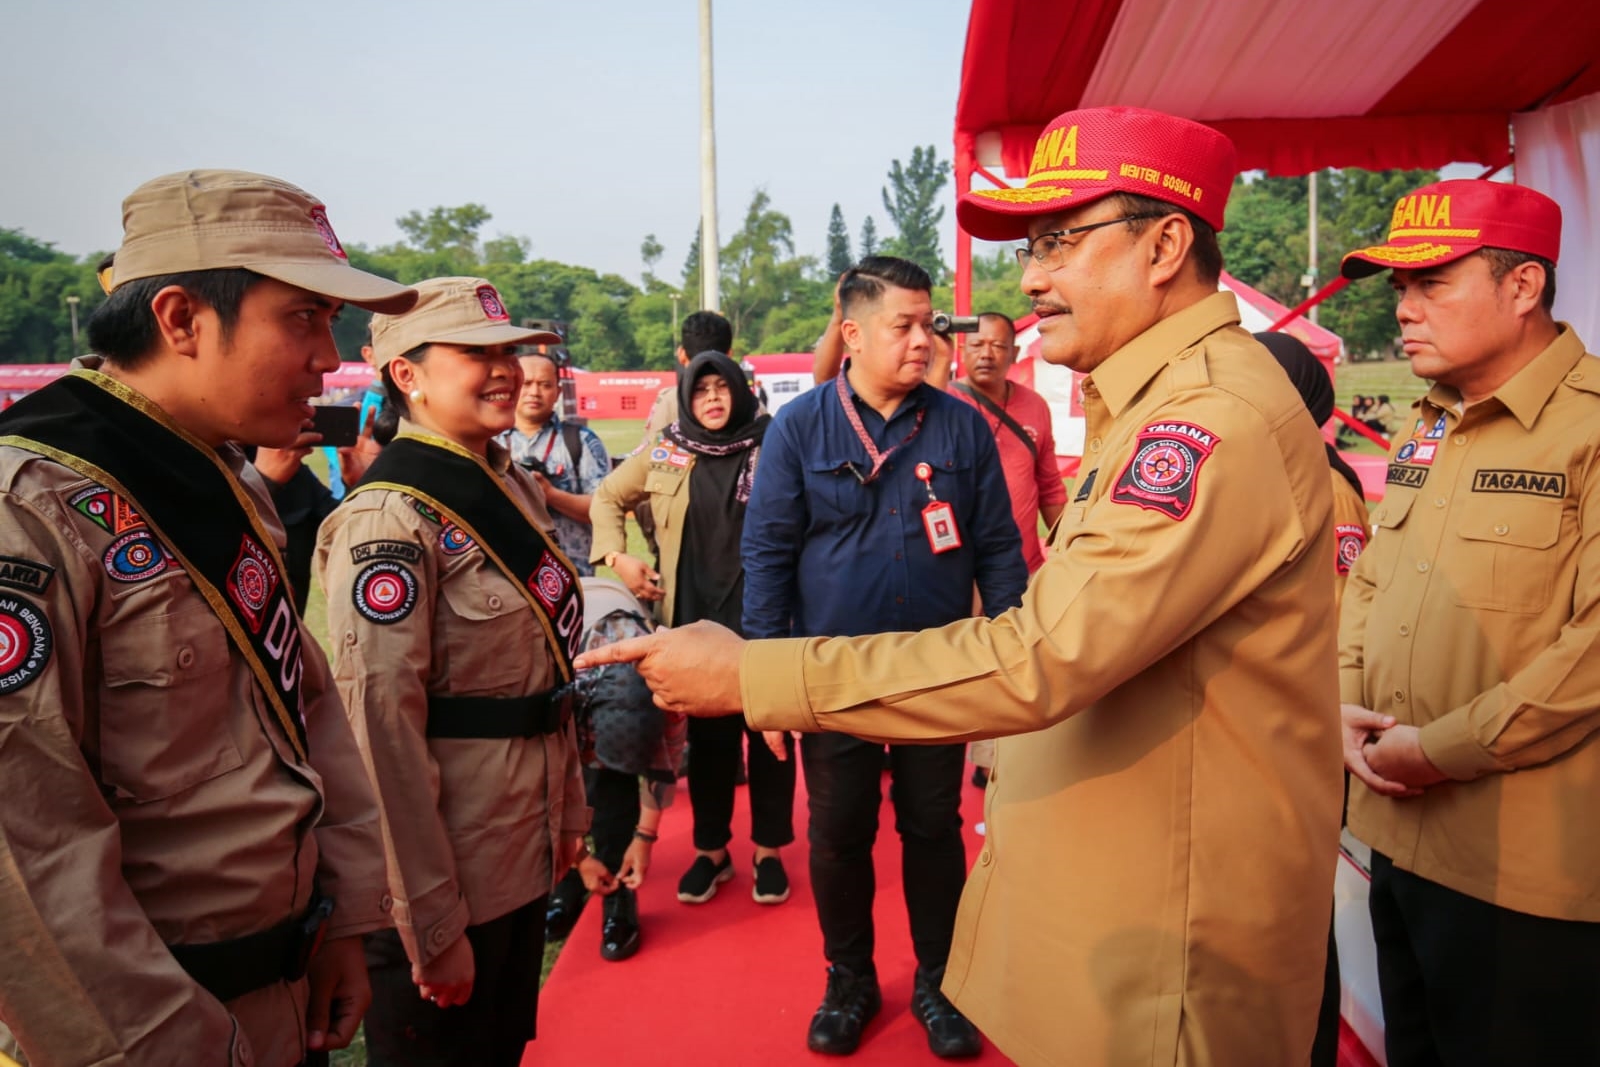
676, 853, 733, 903
911, 968, 981, 1059
752, 856, 791, 905
806, 964, 882, 1055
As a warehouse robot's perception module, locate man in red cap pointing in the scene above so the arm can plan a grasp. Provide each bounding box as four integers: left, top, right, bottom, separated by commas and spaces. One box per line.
1338, 179, 1600, 1066
578, 106, 1343, 1066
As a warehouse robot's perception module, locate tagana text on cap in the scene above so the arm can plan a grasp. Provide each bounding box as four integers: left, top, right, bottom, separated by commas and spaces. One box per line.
1341, 179, 1562, 279
108, 169, 417, 314
368, 277, 562, 369
957, 106, 1237, 242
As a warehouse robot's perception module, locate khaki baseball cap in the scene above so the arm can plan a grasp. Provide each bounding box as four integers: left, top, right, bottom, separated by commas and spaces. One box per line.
105, 169, 417, 314
368, 277, 561, 368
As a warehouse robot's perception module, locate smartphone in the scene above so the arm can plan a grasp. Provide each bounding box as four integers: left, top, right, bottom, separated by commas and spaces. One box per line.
310, 405, 361, 448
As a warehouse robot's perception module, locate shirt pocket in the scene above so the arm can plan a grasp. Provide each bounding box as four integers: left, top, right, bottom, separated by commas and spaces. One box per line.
802, 457, 865, 528
643, 469, 686, 531
438, 563, 538, 692
1365, 493, 1415, 592
98, 602, 243, 802
1451, 497, 1564, 613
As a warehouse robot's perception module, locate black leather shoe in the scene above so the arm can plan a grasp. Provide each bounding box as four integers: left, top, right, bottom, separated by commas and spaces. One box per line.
806, 964, 882, 1055
911, 969, 981, 1059
599, 885, 641, 962
545, 868, 587, 942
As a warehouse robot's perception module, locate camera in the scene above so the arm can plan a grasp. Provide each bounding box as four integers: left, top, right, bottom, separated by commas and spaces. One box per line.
932, 312, 980, 336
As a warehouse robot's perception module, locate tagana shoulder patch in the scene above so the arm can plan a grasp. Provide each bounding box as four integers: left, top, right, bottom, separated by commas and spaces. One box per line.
1335, 523, 1368, 576
1110, 421, 1219, 521
0, 593, 53, 694
352, 561, 419, 624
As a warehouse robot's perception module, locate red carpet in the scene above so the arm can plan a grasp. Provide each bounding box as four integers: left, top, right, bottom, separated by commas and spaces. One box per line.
528, 761, 1016, 1066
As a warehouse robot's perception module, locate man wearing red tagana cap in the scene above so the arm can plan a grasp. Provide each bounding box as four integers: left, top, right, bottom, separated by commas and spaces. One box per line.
575, 106, 1343, 1066
1338, 179, 1600, 1066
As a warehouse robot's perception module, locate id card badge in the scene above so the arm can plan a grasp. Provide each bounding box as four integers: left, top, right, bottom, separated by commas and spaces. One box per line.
922, 500, 963, 554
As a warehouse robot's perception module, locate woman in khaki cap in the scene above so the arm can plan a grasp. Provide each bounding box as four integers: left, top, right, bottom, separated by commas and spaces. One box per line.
314, 277, 608, 1067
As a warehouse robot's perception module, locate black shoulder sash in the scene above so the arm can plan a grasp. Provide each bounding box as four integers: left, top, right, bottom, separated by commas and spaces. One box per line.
350, 433, 583, 681
0, 371, 309, 759
952, 381, 1037, 457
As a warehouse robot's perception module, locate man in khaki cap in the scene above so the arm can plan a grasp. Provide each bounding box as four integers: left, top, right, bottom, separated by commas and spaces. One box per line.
579, 106, 1344, 1066
1338, 179, 1600, 1066
0, 169, 414, 1067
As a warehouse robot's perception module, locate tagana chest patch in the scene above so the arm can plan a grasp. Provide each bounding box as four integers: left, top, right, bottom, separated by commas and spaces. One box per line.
1110, 421, 1219, 521
226, 535, 279, 634
1335, 523, 1368, 576
353, 561, 418, 624
0, 593, 52, 694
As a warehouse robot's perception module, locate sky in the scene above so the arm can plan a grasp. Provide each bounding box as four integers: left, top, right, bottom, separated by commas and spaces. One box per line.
1, 0, 978, 285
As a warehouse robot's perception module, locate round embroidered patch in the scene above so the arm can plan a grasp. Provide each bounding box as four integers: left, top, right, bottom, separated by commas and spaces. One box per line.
0, 594, 53, 693
1132, 441, 1192, 493
439, 525, 474, 556
1395, 440, 1417, 463
103, 531, 169, 583
353, 562, 418, 624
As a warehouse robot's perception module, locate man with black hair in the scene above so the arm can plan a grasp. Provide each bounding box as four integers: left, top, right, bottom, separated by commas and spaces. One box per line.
1339, 179, 1600, 1066
740, 255, 1026, 1059
0, 170, 413, 1067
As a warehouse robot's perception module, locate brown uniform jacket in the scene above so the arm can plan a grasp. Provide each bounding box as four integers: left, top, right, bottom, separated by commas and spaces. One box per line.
315, 424, 589, 967
742, 293, 1342, 1066
1341, 326, 1600, 921
589, 439, 698, 626
0, 422, 388, 1067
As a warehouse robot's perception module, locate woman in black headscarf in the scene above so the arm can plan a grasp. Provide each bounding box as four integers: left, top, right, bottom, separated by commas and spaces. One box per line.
590, 351, 797, 929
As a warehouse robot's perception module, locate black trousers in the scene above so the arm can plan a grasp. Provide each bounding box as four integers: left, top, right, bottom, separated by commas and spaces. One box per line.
801, 733, 966, 975
363, 897, 547, 1067
688, 713, 796, 853
588, 765, 642, 872
1369, 852, 1600, 1067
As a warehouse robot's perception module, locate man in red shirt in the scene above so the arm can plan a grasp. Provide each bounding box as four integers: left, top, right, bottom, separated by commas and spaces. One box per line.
951, 313, 1067, 574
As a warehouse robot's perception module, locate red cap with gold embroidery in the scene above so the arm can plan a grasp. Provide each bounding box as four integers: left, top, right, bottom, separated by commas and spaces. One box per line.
1341, 179, 1562, 279
957, 106, 1237, 241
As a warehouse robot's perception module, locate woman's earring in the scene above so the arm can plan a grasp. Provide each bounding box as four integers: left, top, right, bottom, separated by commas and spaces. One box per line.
408, 389, 425, 403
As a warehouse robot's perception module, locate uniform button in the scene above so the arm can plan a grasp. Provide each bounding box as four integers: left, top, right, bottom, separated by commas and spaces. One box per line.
979, 850, 993, 866
487, 594, 502, 610
896, 596, 905, 604
176, 646, 196, 669
1569, 371, 1585, 383
1433, 497, 1447, 508
885, 463, 893, 472
1089, 438, 1102, 453
380, 892, 394, 913
1494, 523, 1509, 536
1393, 690, 1406, 703
889, 508, 897, 516
344, 630, 357, 645
1416, 561, 1430, 573
1177, 350, 1192, 361
1398, 624, 1410, 636
430, 927, 448, 947
894, 551, 902, 561
237, 1042, 252, 1065
1453, 434, 1468, 445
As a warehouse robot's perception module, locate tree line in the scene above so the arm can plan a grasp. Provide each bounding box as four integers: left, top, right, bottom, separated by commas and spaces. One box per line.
1, 156, 1432, 366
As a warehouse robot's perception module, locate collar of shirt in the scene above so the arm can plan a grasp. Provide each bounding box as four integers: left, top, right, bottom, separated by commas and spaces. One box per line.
1424, 325, 1588, 431
837, 359, 933, 437
1085, 291, 1242, 418
398, 416, 514, 474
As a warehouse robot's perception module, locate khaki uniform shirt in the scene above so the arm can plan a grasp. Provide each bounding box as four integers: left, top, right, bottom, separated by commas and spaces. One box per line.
589, 440, 696, 626
1341, 326, 1600, 921
0, 423, 388, 1067
315, 423, 590, 967
743, 293, 1342, 1067
639, 386, 678, 451
1331, 469, 1370, 610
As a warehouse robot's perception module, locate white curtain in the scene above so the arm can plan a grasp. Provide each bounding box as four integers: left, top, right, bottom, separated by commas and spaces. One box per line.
1515, 92, 1600, 350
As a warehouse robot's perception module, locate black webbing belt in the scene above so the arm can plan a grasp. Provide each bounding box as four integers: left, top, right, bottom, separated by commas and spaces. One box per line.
426, 690, 571, 739
167, 892, 334, 1004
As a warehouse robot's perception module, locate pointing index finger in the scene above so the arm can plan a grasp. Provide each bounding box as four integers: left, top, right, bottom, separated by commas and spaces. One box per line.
573, 633, 658, 670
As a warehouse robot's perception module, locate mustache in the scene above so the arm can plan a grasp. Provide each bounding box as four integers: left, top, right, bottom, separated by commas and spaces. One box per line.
1032, 301, 1069, 316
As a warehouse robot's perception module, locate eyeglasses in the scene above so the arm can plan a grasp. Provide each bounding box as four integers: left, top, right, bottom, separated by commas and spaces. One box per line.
1014, 213, 1169, 271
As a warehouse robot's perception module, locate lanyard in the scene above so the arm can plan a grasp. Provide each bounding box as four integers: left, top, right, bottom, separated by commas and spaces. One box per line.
834, 371, 925, 484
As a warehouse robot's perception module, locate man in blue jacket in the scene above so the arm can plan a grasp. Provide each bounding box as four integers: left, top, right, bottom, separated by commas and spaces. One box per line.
742, 255, 1027, 1059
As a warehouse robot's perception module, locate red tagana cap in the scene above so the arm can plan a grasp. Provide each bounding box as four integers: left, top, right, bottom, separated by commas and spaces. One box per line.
1341, 179, 1562, 279
957, 106, 1237, 241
